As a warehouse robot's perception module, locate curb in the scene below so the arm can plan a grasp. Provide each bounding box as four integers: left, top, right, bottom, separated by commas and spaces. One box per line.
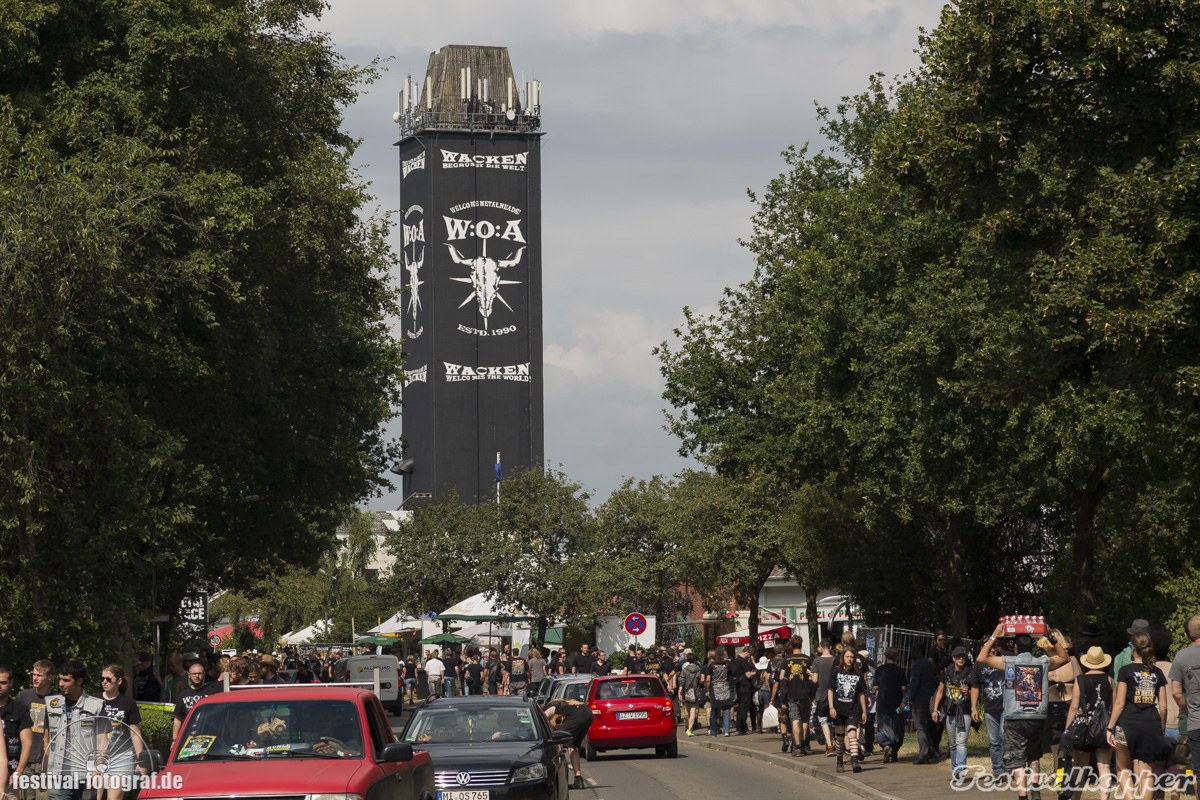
681, 737, 902, 800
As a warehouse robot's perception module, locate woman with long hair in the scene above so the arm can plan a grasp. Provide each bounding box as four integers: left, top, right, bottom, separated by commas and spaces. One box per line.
98, 664, 145, 800
1066, 647, 1114, 797
1107, 632, 1170, 800
703, 647, 734, 736
828, 646, 867, 773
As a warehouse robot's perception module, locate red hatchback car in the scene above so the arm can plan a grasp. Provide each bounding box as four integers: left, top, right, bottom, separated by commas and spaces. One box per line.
582, 674, 677, 759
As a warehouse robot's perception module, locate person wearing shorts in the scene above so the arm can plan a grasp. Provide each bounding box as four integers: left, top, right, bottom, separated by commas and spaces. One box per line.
976, 623, 1070, 800
543, 700, 592, 790
771, 637, 813, 757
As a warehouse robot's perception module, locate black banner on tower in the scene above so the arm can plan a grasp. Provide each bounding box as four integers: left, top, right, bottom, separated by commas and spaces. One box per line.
398, 132, 544, 504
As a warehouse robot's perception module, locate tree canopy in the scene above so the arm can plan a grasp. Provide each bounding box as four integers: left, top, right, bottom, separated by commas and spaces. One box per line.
658, 0, 1200, 637
0, 0, 403, 666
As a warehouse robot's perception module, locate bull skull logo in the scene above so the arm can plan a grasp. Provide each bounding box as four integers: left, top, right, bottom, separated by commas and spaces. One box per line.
446, 241, 525, 329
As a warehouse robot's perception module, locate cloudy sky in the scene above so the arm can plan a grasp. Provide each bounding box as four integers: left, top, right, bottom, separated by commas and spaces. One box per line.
316, 1, 950, 509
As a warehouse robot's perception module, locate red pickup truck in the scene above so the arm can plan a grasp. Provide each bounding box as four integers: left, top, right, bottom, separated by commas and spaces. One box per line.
140, 686, 433, 800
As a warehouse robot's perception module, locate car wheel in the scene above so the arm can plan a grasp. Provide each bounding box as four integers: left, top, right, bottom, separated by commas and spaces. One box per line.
583, 737, 597, 761
655, 745, 666, 757
666, 740, 678, 758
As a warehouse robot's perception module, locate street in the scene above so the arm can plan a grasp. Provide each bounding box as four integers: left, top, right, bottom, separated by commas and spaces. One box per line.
573, 740, 858, 800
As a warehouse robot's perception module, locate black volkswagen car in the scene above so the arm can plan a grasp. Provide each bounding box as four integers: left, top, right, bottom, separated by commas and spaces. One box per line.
400, 695, 572, 800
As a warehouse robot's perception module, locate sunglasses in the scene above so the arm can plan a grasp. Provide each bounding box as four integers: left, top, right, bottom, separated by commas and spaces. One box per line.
101, 676, 116, 682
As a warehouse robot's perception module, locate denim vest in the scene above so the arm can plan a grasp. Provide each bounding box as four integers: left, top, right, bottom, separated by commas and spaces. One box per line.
1002, 653, 1049, 720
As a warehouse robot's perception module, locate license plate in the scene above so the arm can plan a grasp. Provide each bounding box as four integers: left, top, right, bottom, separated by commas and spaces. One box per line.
617, 710, 649, 720
438, 792, 490, 800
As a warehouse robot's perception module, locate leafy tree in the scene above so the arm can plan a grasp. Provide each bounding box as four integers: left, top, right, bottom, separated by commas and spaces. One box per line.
0, 0, 403, 667
594, 476, 696, 644
480, 468, 601, 646
663, 470, 785, 647
380, 491, 490, 621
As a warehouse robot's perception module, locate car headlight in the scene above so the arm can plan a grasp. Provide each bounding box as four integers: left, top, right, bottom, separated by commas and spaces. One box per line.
510, 763, 548, 783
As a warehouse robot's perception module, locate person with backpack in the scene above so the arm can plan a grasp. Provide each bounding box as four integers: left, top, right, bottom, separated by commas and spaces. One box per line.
771, 637, 814, 756
704, 646, 735, 736
678, 649, 704, 736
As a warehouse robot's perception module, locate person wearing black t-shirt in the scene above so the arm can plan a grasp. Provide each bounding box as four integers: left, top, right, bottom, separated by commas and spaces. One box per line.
505, 655, 530, 697
0, 665, 25, 788
968, 640, 1006, 775
732, 647, 757, 735
99, 664, 144, 800
872, 647, 907, 763
464, 655, 484, 696
771, 639, 814, 756
625, 648, 646, 675
441, 651, 461, 698
171, 662, 220, 747
931, 647, 974, 779
592, 651, 611, 676
1107, 632, 1170, 799
571, 645, 596, 675
829, 647, 867, 773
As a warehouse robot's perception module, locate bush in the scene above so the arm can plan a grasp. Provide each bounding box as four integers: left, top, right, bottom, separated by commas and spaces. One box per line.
609, 651, 626, 671
137, 703, 174, 755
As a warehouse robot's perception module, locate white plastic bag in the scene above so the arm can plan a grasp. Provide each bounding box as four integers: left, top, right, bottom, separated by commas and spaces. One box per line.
761, 703, 779, 729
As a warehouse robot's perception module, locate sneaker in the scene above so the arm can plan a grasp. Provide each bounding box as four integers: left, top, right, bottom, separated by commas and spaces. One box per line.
724, 732, 731, 737
686, 729, 694, 737
572, 776, 585, 790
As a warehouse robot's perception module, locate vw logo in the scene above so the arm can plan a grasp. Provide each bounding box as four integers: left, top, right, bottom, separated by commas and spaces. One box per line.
455, 772, 472, 786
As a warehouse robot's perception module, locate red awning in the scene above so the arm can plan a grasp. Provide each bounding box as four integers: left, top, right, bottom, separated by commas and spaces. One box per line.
715, 625, 792, 646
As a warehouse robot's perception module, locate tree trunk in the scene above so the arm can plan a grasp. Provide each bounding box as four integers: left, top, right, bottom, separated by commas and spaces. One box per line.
747, 594, 759, 655
535, 617, 547, 650
1071, 465, 1109, 624
944, 514, 969, 635
805, 588, 820, 654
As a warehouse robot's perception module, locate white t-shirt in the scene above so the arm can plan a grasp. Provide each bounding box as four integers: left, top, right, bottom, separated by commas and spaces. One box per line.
425, 658, 445, 679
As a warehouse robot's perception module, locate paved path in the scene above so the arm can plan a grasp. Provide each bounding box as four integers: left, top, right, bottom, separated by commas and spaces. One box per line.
580, 742, 861, 800
682, 729, 968, 800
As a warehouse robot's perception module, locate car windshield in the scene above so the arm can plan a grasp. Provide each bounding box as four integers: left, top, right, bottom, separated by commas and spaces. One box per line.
557, 682, 589, 702
176, 699, 363, 760
404, 706, 540, 744
595, 678, 665, 700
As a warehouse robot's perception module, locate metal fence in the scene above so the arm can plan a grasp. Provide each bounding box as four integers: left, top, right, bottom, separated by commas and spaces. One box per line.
858, 626, 980, 672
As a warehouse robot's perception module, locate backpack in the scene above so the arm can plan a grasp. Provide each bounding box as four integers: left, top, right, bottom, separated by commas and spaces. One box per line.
712, 665, 734, 704
681, 663, 702, 703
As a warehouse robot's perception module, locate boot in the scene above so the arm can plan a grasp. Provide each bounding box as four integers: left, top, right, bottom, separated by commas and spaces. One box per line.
852, 756, 862, 773
837, 756, 845, 773
781, 733, 791, 753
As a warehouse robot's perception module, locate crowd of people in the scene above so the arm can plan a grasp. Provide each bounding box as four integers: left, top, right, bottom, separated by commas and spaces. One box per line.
2, 615, 1198, 800
668, 615, 1200, 800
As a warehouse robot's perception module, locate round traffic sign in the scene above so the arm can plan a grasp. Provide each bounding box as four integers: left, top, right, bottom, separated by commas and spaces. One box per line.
623, 612, 647, 636
208, 634, 221, 647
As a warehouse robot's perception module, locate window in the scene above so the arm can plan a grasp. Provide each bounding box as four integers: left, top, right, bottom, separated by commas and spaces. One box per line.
596, 678, 665, 700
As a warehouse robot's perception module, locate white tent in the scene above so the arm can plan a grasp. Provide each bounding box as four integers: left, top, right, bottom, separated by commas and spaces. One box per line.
368, 612, 423, 635
454, 621, 514, 641
283, 619, 331, 644
438, 592, 536, 622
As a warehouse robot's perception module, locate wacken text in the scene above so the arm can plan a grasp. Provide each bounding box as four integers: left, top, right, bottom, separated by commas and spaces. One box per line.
440, 150, 527, 171
443, 362, 531, 382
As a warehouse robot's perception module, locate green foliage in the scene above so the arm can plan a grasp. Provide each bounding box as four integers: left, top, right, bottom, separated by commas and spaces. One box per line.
0, 2, 403, 667
658, 1, 1200, 635
137, 704, 174, 755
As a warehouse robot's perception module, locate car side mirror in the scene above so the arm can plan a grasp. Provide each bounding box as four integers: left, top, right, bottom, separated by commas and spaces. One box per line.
382, 742, 414, 762
140, 749, 165, 773
550, 730, 573, 745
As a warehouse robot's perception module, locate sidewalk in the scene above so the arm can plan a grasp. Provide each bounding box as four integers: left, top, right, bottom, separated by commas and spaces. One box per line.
681, 729, 969, 800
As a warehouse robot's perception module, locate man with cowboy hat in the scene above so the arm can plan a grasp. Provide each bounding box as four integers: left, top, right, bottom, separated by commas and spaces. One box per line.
259, 655, 285, 685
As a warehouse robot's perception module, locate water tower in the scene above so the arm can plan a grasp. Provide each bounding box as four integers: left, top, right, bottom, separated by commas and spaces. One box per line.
394, 45, 545, 505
